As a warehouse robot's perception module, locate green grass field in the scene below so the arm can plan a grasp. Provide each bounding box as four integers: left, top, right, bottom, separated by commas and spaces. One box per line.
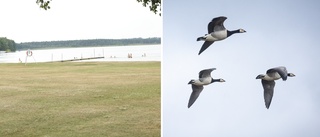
0, 62, 160, 137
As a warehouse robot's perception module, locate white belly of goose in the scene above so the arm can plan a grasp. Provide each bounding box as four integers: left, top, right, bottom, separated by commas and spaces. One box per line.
193, 77, 212, 86
264, 72, 282, 81
206, 30, 227, 41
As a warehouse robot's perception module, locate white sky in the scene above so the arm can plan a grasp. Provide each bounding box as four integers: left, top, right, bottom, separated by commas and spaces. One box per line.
0, 0, 161, 43
163, 0, 320, 137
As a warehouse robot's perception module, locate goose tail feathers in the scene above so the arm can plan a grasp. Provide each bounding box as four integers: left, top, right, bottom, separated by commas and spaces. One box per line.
197, 37, 206, 41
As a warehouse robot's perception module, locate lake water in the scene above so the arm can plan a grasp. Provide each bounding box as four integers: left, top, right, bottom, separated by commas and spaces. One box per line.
0, 45, 161, 63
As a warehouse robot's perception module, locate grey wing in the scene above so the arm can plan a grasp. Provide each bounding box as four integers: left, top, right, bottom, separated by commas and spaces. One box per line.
198, 68, 216, 78
188, 85, 204, 108
198, 41, 214, 55
267, 67, 288, 81
262, 80, 275, 109
207, 16, 227, 33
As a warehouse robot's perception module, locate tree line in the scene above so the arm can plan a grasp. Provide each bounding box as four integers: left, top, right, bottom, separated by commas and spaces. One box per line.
16, 37, 160, 50
0, 37, 16, 52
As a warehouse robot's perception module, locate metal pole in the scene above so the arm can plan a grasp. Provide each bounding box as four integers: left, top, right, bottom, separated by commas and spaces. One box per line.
25, 55, 28, 65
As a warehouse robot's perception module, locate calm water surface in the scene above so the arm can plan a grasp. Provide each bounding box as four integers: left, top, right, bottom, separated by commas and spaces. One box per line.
0, 45, 160, 63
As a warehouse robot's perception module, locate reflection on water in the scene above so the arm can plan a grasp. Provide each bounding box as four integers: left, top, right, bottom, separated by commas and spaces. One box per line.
0, 45, 160, 63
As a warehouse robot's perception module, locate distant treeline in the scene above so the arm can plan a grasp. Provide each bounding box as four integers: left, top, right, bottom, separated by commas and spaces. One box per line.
0, 37, 16, 52
16, 37, 160, 50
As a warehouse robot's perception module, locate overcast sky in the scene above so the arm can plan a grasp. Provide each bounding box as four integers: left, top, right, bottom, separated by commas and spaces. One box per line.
0, 0, 161, 43
163, 0, 320, 137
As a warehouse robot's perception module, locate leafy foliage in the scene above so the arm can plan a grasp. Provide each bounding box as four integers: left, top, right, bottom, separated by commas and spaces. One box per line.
137, 0, 161, 16
36, 0, 161, 15
16, 37, 160, 50
0, 37, 16, 52
36, 0, 51, 10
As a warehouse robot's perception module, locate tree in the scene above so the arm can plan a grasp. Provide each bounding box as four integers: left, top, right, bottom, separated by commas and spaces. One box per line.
16, 38, 160, 50
36, 0, 51, 10
36, 0, 161, 16
0, 37, 16, 52
137, 0, 161, 16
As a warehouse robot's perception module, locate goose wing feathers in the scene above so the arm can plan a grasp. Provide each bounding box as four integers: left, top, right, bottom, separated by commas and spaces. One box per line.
208, 16, 227, 33
198, 41, 214, 55
262, 80, 275, 109
267, 67, 288, 81
198, 68, 216, 78
188, 85, 204, 108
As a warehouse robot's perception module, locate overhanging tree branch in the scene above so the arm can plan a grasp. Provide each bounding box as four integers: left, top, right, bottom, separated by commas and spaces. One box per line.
36, 0, 51, 10
137, 0, 161, 16
36, 0, 161, 16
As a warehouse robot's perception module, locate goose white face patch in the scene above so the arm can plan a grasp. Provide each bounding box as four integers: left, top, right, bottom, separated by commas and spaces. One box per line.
220, 79, 226, 82
239, 29, 246, 33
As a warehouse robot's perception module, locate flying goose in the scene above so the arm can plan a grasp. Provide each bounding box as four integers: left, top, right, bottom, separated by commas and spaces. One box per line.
188, 68, 225, 108
197, 16, 246, 55
256, 66, 295, 109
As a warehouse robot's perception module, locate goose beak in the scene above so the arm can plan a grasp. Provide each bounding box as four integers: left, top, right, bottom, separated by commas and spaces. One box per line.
289, 73, 296, 77
256, 75, 264, 79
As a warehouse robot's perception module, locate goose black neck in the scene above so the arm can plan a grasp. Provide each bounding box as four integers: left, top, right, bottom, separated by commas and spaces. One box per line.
211, 78, 220, 83
227, 30, 239, 37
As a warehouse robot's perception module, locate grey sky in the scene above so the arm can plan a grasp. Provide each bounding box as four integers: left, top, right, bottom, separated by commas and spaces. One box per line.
0, 0, 161, 43
163, 0, 320, 137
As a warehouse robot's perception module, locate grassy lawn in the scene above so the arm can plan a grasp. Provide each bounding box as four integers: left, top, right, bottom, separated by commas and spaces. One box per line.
0, 62, 160, 137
